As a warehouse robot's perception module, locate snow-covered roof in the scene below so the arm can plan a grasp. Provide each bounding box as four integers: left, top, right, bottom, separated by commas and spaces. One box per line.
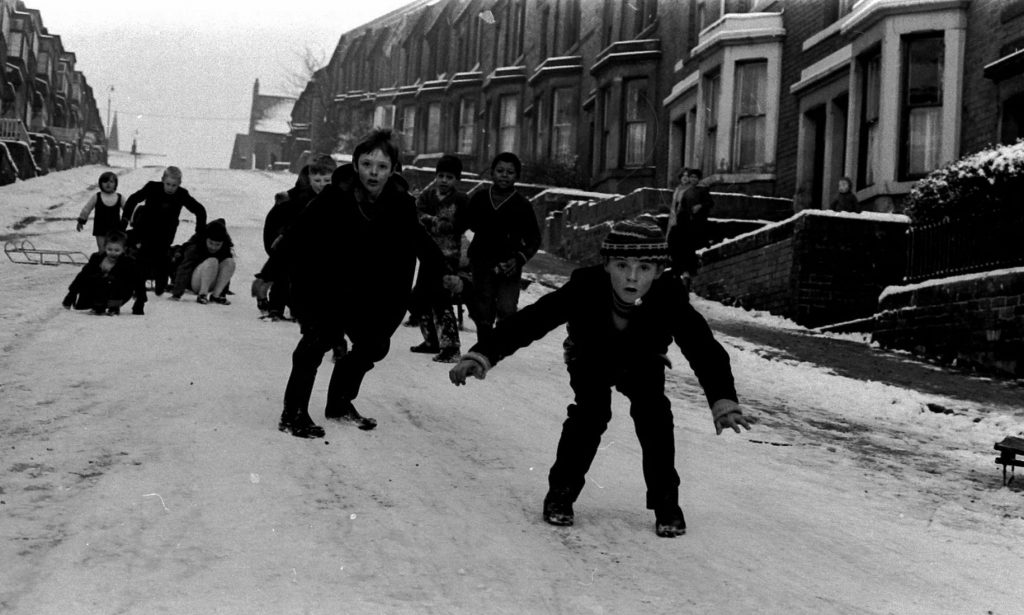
253, 96, 295, 135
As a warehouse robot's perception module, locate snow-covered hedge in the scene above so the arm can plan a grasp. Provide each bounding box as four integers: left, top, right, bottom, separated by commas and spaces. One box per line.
903, 140, 1024, 225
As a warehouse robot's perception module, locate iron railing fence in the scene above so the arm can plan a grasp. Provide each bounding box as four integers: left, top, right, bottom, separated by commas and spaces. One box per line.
904, 211, 1024, 283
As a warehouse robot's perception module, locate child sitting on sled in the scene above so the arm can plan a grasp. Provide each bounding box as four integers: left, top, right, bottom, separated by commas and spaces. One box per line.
449, 216, 753, 537
62, 229, 147, 315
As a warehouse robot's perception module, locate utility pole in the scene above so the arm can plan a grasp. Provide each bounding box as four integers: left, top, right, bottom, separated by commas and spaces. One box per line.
106, 85, 114, 139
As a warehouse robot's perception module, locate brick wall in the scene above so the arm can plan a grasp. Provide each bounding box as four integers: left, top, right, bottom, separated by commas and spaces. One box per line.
874, 268, 1024, 377
692, 211, 909, 327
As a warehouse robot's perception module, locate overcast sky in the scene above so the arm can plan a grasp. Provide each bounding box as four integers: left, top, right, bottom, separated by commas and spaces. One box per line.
26, 0, 416, 168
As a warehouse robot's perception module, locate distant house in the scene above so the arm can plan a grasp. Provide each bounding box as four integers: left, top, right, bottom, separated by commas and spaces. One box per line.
229, 79, 296, 170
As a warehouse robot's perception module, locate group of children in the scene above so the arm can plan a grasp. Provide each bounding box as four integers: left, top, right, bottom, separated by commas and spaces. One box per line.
63, 167, 236, 315
63, 132, 754, 539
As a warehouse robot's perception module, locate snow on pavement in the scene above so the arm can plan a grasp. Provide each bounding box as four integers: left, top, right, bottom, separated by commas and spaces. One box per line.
1, 162, 1022, 614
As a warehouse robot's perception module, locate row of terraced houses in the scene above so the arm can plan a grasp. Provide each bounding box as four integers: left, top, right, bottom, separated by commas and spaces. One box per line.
0, 0, 107, 184
264, 0, 1023, 215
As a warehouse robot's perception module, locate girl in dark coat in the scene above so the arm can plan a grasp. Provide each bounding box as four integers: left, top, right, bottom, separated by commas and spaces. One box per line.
169, 218, 235, 304
276, 130, 445, 438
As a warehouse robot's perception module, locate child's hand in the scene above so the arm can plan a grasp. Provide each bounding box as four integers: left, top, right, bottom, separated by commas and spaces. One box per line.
76, 219, 86, 232
449, 359, 485, 385
711, 399, 756, 435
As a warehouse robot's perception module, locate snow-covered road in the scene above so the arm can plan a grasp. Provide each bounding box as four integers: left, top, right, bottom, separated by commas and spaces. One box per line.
1, 163, 1022, 614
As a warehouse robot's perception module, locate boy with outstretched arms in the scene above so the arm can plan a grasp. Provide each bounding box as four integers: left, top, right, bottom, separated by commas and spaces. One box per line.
450, 216, 753, 537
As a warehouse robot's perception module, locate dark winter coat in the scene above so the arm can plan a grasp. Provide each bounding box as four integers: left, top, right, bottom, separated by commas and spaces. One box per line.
264, 180, 316, 256
831, 192, 861, 213
460, 188, 540, 270
170, 220, 234, 296
667, 184, 715, 274
122, 181, 207, 244
67, 251, 148, 308
468, 265, 737, 408
280, 164, 446, 341
416, 187, 468, 273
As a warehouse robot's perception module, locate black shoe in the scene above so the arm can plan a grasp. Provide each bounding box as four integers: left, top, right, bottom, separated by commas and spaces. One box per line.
196, 293, 210, 305
105, 306, 120, 316
410, 342, 439, 354
325, 401, 377, 430
654, 504, 687, 537
431, 348, 461, 363
543, 489, 575, 526
210, 294, 230, 305
278, 406, 325, 439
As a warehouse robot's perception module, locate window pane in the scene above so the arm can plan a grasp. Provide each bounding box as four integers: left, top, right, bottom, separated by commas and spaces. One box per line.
736, 62, 767, 115
552, 88, 575, 162
735, 116, 765, 169
864, 55, 880, 121
625, 123, 646, 166
499, 96, 518, 153
863, 123, 877, 186
427, 103, 441, 152
906, 38, 943, 106
907, 107, 941, 175
458, 99, 476, 154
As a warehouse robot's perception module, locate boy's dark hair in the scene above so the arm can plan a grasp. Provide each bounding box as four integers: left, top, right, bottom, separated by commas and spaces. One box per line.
308, 154, 337, 176
436, 154, 463, 180
491, 151, 522, 177
352, 129, 400, 171
685, 167, 704, 180
98, 171, 118, 188
104, 229, 127, 246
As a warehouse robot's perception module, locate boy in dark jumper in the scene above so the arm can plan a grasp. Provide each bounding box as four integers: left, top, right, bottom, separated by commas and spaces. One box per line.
450, 216, 752, 537
461, 152, 540, 343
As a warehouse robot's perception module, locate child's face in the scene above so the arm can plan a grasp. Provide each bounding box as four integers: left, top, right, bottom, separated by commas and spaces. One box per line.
491, 161, 518, 191
105, 241, 125, 259
205, 239, 224, 253
162, 176, 181, 195
838, 179, 851, 193
100, 177, 117, 193
309, 172, 331, 194
357, 149, 394, 199
605, 257, 663, 305
434, 171, 458, 196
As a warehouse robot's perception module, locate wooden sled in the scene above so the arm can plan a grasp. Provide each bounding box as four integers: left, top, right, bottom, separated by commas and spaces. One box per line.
4, 239, 89, 266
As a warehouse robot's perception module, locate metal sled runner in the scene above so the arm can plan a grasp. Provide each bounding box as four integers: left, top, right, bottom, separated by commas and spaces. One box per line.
4, 239, 89, 266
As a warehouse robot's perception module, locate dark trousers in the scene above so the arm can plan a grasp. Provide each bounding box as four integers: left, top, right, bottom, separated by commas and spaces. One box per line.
549, 360, 680, 510
139, 237, 174, 292
73, 277, 132, 310
282, 323, 391, 415
470, 266, 521, 343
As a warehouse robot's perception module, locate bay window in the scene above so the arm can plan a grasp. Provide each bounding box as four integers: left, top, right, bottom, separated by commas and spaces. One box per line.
901, 35, 944, 179
624, 78, 648, 167
733, 61, 767, 170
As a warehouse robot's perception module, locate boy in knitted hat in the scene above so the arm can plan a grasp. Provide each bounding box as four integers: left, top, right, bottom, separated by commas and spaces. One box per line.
410, 154, 469, 363
449, 215, 752, 537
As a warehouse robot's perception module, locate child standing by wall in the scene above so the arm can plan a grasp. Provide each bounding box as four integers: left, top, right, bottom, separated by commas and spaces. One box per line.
62, 230, 146, 315
830, 176, 861, 213
76, 171, 124, 252
450, 216, 753, 537
410, 154, 469, 363
462, 152, 541, 344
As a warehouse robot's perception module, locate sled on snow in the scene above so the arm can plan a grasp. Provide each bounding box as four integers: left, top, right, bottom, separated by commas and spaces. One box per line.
994, 436, 1024, 486
4, 239, 89, 266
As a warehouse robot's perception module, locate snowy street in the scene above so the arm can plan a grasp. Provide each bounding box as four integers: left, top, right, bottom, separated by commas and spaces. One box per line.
1, 163, 1023, 614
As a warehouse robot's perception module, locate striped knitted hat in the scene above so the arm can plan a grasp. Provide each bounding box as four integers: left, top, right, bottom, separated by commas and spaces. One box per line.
599, 216, 670, 263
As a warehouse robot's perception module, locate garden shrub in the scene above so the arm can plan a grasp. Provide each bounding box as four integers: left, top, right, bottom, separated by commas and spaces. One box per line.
904, 140, 1024, 225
